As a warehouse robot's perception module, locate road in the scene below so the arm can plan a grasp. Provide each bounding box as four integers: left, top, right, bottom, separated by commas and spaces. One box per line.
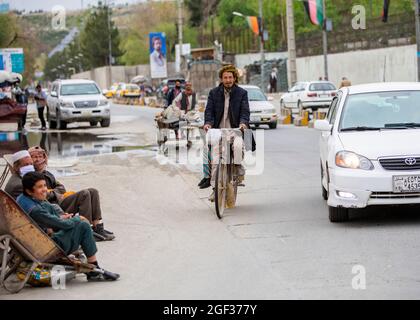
1, 102, 420, 299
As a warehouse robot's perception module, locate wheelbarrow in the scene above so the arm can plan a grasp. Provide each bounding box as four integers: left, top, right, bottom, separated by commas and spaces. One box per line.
0, 190, 108, 293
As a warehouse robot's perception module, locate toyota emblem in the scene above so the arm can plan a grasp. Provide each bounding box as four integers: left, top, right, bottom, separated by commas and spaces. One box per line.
405, 158, 417, 166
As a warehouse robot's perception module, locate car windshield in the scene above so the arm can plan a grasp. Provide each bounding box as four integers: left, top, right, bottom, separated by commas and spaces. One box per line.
309, 83, 336, 91
61, 83, 100, 95
340, 91, 420, 131
245, 88, 267, 101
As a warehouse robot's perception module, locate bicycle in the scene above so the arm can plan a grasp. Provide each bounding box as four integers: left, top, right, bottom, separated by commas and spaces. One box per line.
208, 128, 244, 219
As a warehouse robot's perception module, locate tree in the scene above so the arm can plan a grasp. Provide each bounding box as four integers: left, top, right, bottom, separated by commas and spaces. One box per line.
79, 4, 123, 69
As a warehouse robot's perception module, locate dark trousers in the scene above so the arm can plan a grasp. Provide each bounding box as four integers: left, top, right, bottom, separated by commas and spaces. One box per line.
37, 106, 46, 127
59, 188, 103, 223
270, 80, 277, 93
52, 221, 98, 257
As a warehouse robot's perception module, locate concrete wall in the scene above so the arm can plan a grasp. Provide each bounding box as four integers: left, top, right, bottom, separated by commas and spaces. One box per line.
72, 63, 176, 89
236, 45, 417, 89
295, 45, 417, 88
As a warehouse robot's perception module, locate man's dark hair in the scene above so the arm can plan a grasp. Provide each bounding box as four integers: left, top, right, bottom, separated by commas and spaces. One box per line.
22, 172, 46, 196
152, 36, 161, 45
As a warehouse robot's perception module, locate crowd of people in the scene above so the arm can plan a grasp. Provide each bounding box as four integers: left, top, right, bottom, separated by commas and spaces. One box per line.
3, 147, 119, 281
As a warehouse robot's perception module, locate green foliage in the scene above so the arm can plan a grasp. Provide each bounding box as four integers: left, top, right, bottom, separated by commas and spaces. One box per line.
79, 5, 123, 69
0, 14, 17, 47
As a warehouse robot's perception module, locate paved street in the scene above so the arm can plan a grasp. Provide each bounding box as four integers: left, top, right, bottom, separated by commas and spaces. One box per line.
1, 102, 420, 299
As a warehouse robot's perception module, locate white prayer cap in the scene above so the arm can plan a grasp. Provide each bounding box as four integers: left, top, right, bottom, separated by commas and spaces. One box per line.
12, 150, 31, 164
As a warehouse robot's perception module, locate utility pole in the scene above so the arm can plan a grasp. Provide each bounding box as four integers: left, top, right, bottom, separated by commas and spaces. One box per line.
178, 0, 183, 73
286, 0, 297, 86
107, 0, 113, 87
415, 0, 420, 81
259, 0, 265, 92
322, 0, 329, 80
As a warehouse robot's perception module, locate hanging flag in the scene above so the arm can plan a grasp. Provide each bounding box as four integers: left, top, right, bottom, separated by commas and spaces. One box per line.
302, 0, 324, 26
246, 16, 260, 35
382, 0, 390, 22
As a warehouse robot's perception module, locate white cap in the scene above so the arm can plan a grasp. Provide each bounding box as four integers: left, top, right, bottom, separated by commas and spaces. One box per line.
12, 150, 31, 164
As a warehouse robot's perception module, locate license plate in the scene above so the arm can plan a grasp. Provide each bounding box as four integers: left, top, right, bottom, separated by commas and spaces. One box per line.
251, 116, 260, 122
319, 94, 329, 98
393, 175, 420, 193
82, 111, 90, 116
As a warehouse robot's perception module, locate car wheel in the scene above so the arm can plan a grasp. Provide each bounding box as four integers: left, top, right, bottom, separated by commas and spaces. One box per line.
269, 122, 277, 129
321, 163, 328, 200
49, 118, 57, 129
90, 121, 98, 127
328, 206, 349, 223
297, 100, 303, 113
56, 111, 67, 130
101, 118, 111, 127
280, 99, 285, 109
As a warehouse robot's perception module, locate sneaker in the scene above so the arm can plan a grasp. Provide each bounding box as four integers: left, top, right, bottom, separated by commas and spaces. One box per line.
93, 231, 107, 242
96, 223, 114, 236
86, 269, 120, 281
93, 224, 115, 241
199, 178, 211, 189
198, 178, 207, 187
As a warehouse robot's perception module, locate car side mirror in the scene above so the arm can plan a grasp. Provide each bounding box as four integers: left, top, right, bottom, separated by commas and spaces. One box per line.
50, 91, 57, 97
314, 119, 332, 132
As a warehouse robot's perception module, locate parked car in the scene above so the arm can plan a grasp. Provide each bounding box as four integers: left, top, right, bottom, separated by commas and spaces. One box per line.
315, 82, 420, 222
280, 81, 337, 111
47, 79, 111, 130
116, 83, 141, 98
240, 85, 278, 129
103, 83, 120, 99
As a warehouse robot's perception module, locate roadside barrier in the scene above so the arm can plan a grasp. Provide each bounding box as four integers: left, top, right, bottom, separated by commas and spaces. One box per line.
308, 111, 327, 128
293, 110, 309, 127
279, 107, 292, 125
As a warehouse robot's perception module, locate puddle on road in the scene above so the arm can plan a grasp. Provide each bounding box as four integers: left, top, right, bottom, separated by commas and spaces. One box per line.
0, 131, 157, 162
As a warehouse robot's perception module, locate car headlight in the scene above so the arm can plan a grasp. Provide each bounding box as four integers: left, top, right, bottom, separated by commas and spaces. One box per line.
60, 101, 73, 108
99, 99, 109, 106
335, 151, 374, 170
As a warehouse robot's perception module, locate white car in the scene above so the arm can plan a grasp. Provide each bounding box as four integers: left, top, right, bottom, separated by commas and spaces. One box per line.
315, 82, 420, 222
280, 81, 337, 111
240, 85, 278, 129
47, 79, 111, 130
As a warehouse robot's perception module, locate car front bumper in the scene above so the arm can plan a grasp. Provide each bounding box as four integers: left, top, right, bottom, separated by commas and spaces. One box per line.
59, 107, 111, 122
250, 113, 278, 125
328, 163, 420, 208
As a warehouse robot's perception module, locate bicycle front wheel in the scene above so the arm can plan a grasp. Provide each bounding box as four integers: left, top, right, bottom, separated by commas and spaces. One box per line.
215, 162, 228, 219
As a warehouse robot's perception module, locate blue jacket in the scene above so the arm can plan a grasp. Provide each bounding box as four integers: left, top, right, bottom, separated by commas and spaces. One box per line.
204, 84, 250, 129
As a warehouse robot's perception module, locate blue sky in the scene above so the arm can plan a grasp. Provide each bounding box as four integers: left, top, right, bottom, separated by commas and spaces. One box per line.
7, 0, 145, 11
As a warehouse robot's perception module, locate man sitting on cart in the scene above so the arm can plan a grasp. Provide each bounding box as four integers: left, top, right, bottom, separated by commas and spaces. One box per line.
17, 172, 119, 281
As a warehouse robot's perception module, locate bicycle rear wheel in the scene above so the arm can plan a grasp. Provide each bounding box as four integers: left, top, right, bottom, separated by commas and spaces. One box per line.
215, 162, 228, 219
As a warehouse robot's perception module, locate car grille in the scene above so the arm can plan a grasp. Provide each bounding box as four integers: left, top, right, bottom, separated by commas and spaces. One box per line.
371, 192, 420, 199
74, 101, 98, 108
379, 157, 420, 171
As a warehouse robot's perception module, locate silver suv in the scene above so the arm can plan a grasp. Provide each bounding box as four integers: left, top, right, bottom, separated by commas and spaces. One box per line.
47, 79, 111, 130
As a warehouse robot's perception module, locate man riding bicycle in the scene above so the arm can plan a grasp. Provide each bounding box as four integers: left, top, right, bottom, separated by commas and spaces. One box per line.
198, 65, 250, 194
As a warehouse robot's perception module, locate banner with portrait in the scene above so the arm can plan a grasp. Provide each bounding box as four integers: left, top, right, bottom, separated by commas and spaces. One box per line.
149, 32, 167, 79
